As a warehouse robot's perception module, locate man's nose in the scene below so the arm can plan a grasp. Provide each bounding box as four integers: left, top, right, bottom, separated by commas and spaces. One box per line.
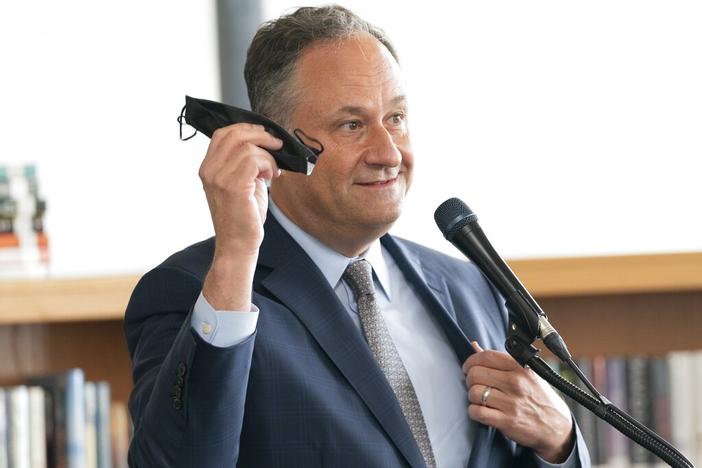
363, 124, 403, 167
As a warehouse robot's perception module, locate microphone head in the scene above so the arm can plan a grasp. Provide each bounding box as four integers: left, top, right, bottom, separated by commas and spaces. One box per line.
434, 198, 478, 240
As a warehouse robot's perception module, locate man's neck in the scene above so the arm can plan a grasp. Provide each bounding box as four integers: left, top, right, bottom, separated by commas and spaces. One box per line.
269, 196, 387, 258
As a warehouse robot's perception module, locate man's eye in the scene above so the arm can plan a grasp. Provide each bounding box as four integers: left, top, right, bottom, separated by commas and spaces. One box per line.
389, 112, 406, 125
341, 121, 361, 131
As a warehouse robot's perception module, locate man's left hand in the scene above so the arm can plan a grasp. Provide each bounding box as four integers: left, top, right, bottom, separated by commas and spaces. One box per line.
462, 342, 574, 464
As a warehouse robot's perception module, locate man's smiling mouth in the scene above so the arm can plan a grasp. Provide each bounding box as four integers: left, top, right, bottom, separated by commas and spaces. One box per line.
356, 176, 398, 187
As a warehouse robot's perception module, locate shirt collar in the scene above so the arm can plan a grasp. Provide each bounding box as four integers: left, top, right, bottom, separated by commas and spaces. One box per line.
268, 199, 392, 299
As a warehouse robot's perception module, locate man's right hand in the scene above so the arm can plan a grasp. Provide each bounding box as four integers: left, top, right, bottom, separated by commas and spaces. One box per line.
198, 123, 283, 311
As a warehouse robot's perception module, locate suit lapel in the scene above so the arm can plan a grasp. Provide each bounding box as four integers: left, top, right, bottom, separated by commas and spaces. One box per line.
380, 235, 497, 468
257, 216, 425, 468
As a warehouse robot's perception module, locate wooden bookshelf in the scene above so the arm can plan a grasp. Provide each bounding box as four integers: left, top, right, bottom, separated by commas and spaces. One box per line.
0, 275, 139, 324
0, 276, 139, 403
2, 252, 701, 325
509, 251, 702, 297
1, 251, 701, 403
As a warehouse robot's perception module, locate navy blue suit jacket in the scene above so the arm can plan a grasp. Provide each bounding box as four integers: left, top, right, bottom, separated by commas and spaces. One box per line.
124, 214, 589, 467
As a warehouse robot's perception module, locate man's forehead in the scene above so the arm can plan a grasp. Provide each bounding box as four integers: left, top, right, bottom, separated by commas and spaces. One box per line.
333, 95, 408, 115
294, 39, 405, 106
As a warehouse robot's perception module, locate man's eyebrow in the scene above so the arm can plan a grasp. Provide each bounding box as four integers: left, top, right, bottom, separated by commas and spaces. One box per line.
390, 95, 408, 106
331, 95, 408, 117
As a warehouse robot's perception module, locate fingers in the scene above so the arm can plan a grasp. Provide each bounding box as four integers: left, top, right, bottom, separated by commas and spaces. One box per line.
208, 143, 279, 186
468, 402, 509, 429
201, 123, 283, 182
468, 384, 506, 408
211, 123, 283, 152
465, 365, 532, 399
467, 383, 524, 425
462, 342, 574, 462
462, 347, 521, 374
462, 341, 531, 399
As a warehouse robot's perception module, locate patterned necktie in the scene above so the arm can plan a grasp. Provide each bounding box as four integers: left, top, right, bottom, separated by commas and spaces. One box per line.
343, 259, 437, 468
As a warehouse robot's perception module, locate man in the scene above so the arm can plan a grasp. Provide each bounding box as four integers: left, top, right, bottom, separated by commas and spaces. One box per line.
125, 5, 590, 467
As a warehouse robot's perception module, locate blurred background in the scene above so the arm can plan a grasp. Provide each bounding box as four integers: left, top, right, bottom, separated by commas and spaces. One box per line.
1, 2, 701, 467
1, 0, 700, 277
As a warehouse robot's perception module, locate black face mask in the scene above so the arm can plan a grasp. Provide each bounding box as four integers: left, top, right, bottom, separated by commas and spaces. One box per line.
177, 95, 323, 175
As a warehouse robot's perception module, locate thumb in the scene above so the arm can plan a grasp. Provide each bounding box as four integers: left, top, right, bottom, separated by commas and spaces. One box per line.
471, 340, 484, 353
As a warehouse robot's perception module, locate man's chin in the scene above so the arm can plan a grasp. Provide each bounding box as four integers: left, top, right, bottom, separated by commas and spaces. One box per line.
356, 204, 403, 231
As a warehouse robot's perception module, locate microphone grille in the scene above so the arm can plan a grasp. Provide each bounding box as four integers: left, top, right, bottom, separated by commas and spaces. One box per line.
434, 197, 478, 239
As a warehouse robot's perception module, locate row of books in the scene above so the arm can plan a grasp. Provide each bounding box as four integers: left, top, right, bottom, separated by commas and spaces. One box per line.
4, 353, 698, 467
0, 369, 129, 468
548, 350, 702, 467
0, 164, 49, 278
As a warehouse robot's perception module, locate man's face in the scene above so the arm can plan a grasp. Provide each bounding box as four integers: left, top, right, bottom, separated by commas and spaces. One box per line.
270, 33, 413, 249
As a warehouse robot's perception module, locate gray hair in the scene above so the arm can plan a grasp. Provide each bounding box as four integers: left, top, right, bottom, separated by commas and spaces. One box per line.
244, 5, 399, 130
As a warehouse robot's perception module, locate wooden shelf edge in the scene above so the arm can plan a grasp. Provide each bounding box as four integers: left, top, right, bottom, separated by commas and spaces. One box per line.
0, 251, 700, 324
507, 251, 702, 297
0, 275, 141, 325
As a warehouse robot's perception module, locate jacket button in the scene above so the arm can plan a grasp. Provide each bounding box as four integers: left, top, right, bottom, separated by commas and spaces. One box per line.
176, 362, 187, 377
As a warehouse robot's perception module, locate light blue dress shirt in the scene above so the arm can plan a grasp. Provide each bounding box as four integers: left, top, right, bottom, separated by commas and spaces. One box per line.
191, 200, 579, 468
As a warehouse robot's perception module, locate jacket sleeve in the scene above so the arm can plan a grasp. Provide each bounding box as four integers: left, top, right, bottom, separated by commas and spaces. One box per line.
124, 265, 255, 467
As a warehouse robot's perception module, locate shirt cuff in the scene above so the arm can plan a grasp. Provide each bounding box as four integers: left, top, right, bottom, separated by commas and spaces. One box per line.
534, 440, 579, 468
191, 291, 259, 348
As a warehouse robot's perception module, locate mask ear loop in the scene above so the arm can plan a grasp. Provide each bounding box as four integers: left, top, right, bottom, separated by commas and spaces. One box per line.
293, 128, 324, 164
177, 104, 197, 141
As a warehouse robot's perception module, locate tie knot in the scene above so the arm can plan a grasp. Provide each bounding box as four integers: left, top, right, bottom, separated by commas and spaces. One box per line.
343, 259, 375, 298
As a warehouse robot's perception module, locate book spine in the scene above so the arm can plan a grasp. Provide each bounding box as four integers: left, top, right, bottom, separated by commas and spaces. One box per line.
573, 357, 600, 466
592, 355, 609, 466
65, 370, 86, 468
605, 356, 629, 467
27, 387, 46, 468
0, 389, 8, 468
94, 383, 112, 468
669, 352, 696, 466
649, 356, 671, 468
109, 402, 129, 468
27, 367, 86, 468
8, 387, 31, 468
694, 351, 702, 467
84, 383, 97, 468
627, 355, 651, 466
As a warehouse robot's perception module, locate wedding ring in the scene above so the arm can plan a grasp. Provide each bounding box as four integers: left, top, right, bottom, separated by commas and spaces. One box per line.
480, 386, 492, 406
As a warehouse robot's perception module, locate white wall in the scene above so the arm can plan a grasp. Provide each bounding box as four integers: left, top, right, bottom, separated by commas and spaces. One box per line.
2, 1, 220, 276
2, 1, 700, 277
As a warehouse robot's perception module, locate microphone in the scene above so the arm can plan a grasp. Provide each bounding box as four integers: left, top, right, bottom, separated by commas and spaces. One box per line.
434, 198, 571, 362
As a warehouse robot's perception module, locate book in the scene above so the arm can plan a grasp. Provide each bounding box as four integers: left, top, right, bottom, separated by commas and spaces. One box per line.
28, 368, 86, 468
649, 356, 672, 468
668, 351, 697, 466
591, 355, 609, 465
28, 386, 47, 468
109, 402, 129, 468
94, 382, 112, 468
573, 357, 600, 466
8, 386, 31, 468
0, 388, 8, 468
627, 355, 652, 466
84, 382, 97, 468
694, 351, 702, 467
605, 356, 629, 467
